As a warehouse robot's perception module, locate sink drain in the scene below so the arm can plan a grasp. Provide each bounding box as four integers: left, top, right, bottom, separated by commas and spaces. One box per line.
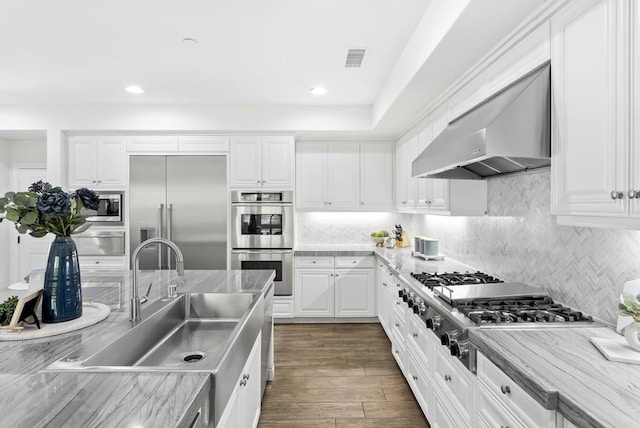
183, 352, 206, 363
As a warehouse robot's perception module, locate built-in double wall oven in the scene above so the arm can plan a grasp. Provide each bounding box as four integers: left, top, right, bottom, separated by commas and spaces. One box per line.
230, 191, 293, 296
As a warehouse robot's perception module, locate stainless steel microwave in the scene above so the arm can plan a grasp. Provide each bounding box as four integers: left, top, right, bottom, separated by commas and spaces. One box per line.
83, 191, 124, 225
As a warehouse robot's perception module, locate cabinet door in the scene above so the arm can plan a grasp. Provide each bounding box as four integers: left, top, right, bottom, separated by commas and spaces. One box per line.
238, 333, 262, 428
360, 142, 393, 211
294, 269, 334, 317
262, 136, 294, 188
96, 137, 126, 188
429, 180, 450, 211
68, 137, 98, 187
395, 140, 407, 210
632, 1, 640, 217
551, 0, 628, 216
327, 142, 360, 209
296, 142, 328, 209
230, 137, 262, 188
334, 269, 375, 317
416, 126, 434, 210
405, 135, 418, 209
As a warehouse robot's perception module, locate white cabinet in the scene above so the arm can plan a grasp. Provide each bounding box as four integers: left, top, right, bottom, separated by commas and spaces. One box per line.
551, 0, 640, 227
230, 136, 294, 189
296, 142, 393, 211
360, 142, 394, 211
334, 268, 375, 317
432, 343, 475, 427
376, 261, 395, 335
126, 136, 229, 153
396, 135, 418, 211
294, 268, 335, 317
477, 351, 556, 427
273, 296, 294, 318
68, 136, 126, 189
294, 256, 375, 317
217, 332, 262, 428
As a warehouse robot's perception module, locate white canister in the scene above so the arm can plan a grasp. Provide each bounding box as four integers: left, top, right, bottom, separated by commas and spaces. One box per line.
420, 238, 439, 256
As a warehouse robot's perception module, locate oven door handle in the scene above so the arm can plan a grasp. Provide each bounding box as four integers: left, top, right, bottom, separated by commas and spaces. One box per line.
231, 203, 292, 208
231, 249, 293, 254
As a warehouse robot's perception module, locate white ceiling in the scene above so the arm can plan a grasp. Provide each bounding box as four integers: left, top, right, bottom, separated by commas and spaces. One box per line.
0, 0, 545, 137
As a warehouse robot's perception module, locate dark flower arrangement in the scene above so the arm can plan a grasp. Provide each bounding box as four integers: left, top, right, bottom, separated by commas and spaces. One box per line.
0, 181, 99, 237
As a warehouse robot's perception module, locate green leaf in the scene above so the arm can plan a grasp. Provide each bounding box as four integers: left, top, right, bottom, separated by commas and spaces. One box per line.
13, 193, 30, 207
29, 229, 48, 238
4, 191, 15, 199
16, 224, 29, 234
21, 211, 39, 225
5, 207, 19, 222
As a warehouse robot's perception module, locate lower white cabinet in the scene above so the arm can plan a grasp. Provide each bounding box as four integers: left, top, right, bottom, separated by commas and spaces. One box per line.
273, 296, 294, 318
217, 332, 262, 428
477, 351, 557, 427
294, 256, 375, 318
433, 343, 475, 427
78, 256, 127, 270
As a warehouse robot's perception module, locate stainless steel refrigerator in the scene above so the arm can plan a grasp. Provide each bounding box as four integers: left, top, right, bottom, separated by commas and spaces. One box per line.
129, 156, 227, 270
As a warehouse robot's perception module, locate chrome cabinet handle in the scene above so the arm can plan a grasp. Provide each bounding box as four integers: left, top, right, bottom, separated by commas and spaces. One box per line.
240, 379, 247, 386
629, 190, 639, 199
500, 384, 511, 394
412, 375, 418, 381
242, 374, 250, 380
413, 333, 418, 338
262, 180, 265, 184
257, 180, 261, 184
610, 190, 624, 199
382, 282, 388, 287
444, 374, 452, 382
395, 323, 400, 327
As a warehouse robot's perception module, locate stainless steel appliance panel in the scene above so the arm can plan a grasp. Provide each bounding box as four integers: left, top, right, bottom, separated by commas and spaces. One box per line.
129, 156, 167, 270
166, 156, 227, 269
230, 249, 292, 296
129, 156, 227, 270
231, 204, 293, 249
74, 231, 126, 256
83, 191, 124, 224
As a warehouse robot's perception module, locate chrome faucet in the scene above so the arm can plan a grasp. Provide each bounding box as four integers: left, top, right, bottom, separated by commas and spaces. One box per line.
130, 237, 185, 321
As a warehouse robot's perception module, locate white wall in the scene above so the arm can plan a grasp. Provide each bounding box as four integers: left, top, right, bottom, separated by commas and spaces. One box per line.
8, 139, 47, 168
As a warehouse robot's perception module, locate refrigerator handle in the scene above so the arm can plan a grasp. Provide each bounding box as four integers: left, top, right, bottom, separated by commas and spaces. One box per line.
158, 204, 164, 269
167, 203, 173, 269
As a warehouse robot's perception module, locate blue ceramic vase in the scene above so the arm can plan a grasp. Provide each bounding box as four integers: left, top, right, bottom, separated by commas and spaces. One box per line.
42, 236, 83, 323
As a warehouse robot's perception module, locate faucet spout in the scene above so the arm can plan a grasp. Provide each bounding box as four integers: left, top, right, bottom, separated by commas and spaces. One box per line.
130, 237, 185, 321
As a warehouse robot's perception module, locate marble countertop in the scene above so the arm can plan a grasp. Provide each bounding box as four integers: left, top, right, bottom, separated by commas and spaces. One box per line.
0, 269, 275, 428
371, 247, 639, 428
469, 326, 640, 428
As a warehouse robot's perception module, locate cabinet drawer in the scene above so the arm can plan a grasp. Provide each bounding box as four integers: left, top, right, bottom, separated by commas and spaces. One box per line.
79, 256, 127, 270
295, 256, 334, 268
335, 256, 374, 268
477, 352, 555, 427
478, 382, 525, 428
273, 296, 294, 318
407, 314, 434, 364
434, 344, 473, 422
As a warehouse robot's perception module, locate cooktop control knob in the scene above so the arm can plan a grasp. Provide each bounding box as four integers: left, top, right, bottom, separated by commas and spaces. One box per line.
440, 330, 461, 347
426, 315, 442, 330
413, 298, 426, 315
450, 339, 470, 359
406, 291, 416, 306
398, 289, 407, 299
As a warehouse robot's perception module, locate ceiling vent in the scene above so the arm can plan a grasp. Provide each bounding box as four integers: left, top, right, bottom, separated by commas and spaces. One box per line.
345, 49, 366, 68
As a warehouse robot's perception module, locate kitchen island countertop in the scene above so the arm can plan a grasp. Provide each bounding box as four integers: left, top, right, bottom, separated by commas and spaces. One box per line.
0, 269, 275, 428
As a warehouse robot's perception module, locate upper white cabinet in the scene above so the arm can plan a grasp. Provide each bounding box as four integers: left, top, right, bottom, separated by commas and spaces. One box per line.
296, 141, 393, 211
551, 0, 640, 228
68, 136, 126, 189
230, 136, 294, 189
396, 136, 417, 211
360, 142, 394, 211
126, 136, 229, 153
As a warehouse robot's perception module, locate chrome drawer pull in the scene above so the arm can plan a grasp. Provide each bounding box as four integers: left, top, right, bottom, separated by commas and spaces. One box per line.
500, 384, 511, 394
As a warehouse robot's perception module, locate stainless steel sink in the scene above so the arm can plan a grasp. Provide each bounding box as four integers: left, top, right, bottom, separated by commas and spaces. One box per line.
45, 292, 264, 425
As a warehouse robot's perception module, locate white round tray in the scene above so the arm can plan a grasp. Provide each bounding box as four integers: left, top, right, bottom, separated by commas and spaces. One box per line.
0, 302, 111, 341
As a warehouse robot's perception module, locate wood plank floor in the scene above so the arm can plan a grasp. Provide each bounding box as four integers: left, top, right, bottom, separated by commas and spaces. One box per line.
258, 323, 431, 428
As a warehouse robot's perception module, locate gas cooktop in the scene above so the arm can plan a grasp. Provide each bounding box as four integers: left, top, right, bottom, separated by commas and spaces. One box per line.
411, 271, 502, 289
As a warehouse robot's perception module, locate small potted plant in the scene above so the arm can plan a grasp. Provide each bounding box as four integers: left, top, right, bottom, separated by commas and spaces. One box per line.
618, 294, 640, 351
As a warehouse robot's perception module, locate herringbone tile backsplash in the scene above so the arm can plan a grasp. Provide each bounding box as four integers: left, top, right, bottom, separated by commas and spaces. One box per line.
413, 169, 640, 325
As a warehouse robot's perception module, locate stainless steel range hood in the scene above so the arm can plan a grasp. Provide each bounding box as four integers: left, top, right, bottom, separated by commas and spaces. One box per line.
412, 62, 550, 180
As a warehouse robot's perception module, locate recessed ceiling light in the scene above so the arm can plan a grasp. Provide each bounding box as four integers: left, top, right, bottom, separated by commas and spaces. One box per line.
125, 85, 144, 94
310, 87, 328, 96
182, 37, 198, 45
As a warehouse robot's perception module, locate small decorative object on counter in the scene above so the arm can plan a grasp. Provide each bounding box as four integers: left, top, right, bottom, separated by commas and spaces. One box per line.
618, 293, 640, 352
384, 237, 396, 248
370, 230, 389, 247
0, 181, 99, 323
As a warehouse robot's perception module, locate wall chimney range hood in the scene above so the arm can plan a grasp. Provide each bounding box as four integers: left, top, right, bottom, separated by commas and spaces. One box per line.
412, 62, 551, 180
